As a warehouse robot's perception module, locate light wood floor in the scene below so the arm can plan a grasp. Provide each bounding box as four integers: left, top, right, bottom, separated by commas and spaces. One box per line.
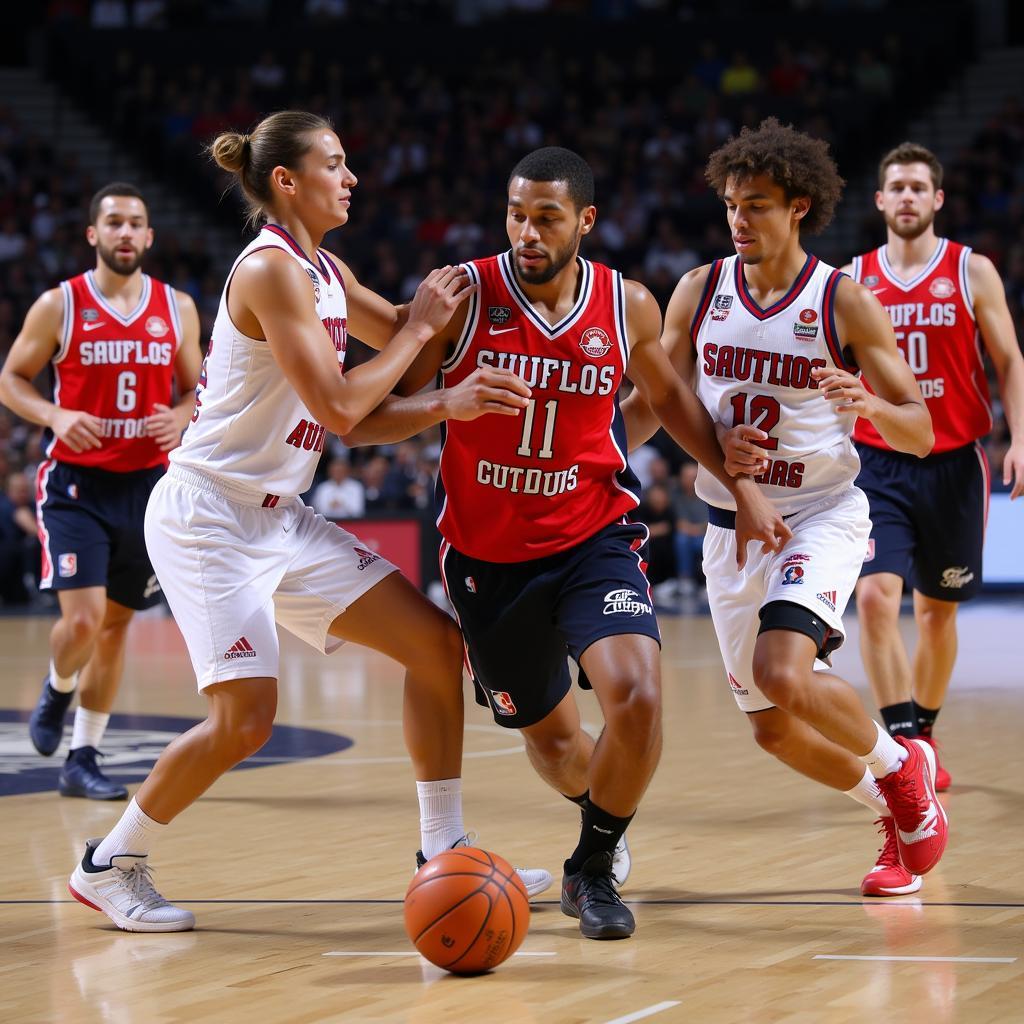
1, 602, 1021, 1024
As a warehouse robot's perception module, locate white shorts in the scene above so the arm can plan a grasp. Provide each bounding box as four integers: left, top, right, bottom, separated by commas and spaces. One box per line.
703, 487, 871, 713
145, 466, 398, 690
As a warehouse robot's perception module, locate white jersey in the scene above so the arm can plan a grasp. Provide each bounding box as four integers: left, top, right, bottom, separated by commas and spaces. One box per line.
171, 224, 348, 498
691, 253, 860, 515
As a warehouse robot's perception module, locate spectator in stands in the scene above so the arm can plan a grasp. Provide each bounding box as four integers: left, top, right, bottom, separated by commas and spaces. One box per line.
311, 457, 366, 520
637, 482, 677, 596
671, 462, 708, 597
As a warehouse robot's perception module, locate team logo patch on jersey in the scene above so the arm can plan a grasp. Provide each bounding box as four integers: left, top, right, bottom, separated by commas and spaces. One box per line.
354, 546, 381, 571
863, 275, 879, 288
711, 294, 732, 322
816, 590, 837, 612
464, 576, 477, 594
929, 276, 956, 299
304, 267, 321, 303
579, 327, 612, 358
225, 636, 257, 660
727, 672, 749, 696
783, 552, 812, 563
781, 564, 804, 585
488, 305, 512, 325
939, 565, 974, 589
81, 307, 100, 322
603, 588, 653, 617
57, 553, 77, 578
490, 690, 517, 716
145, 315, 170, 338
793, 310, 819, 339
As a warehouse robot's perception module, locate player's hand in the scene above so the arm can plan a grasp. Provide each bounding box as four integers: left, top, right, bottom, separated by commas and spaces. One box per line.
1004, 439, 1024, 500
146, 402, 185, 451
406, 266, 477, 337
812, 366, 878, 418
732, 478, 793, 570
441, 368, 532, 422
719, 423, 770, 477
49, 408, 103, 452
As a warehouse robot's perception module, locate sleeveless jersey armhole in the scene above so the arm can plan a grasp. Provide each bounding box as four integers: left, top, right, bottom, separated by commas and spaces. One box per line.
689, 260, 723, 344
54, 281, 73, 364
441, 261, 480, 374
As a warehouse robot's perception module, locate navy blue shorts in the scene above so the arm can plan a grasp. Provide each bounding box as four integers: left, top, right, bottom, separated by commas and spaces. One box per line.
440, 520, 661, 728
855, 442, 989, 602
36, 460, 165, 610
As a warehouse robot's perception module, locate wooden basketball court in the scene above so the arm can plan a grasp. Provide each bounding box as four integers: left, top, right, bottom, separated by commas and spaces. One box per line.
1, 603, 1021, 1023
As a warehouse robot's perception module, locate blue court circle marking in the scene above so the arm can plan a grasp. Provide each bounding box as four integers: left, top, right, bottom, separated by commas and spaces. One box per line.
0, 709, 353, 797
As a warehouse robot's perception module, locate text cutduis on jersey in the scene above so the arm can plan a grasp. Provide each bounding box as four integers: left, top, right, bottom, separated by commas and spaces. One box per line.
473, 347, 615, 497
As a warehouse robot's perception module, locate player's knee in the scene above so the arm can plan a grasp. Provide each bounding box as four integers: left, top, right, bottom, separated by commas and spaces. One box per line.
230, 711, 274, 760
523, 727, 577, 771
916, 600, 957, 637
209, 701, 274, 761
64, 607, 104, 644
750, 656, 806, 710
856, 579, 898, 629
602, 676, 661, 740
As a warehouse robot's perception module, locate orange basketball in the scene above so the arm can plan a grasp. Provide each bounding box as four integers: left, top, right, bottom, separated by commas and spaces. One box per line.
404, 847, 530, 975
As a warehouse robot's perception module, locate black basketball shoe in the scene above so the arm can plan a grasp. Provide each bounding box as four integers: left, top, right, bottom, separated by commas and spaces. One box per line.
28, 677, 73, 756
58, 747, 129, 800
561, 850, 635, 939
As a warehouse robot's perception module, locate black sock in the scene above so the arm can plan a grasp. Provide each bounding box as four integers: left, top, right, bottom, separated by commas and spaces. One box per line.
563, 789, 589, 810
880, 701, 918, 738
914, 701, 941, 738
566, 801, 634, 874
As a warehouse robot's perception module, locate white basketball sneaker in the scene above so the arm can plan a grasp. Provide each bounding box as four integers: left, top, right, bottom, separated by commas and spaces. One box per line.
611, 831, 631, 889
415, 833, 553, 898
69, 839, 195, 932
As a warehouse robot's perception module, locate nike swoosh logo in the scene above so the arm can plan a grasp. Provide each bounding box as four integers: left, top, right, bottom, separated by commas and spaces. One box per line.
488, 325, 518, 335
82, 321, 107, 332
870, 288, 886, 295
897, 801, 939, 844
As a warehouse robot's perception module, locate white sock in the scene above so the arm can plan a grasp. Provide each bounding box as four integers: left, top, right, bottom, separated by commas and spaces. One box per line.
860, 722, 908, 779
49, 658, 77, 694
70, 707, 109, 751
93, 798, 167, 866
844, 766, 890, 817
416, 778, 465, 860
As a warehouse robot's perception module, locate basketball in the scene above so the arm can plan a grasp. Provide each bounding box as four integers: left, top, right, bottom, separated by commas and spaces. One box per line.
403, 847, 530, 974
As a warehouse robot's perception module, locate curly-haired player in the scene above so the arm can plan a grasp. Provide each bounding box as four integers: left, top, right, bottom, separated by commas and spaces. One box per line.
626, 119, 949, 896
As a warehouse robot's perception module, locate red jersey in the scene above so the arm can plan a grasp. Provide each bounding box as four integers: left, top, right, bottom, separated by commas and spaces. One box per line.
48, 271, 182, 471
436, 252, 640, 562
851, 239, 992, 453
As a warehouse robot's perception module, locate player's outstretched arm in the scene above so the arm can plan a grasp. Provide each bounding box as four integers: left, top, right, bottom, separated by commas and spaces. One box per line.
969, 252, 1024, 498
237, 251, 473, 436
623, 278, 791, 566
341, 366, 531, 447
147, 291, 203, 451
824, 277, 933, 457
0, 289, 104, 452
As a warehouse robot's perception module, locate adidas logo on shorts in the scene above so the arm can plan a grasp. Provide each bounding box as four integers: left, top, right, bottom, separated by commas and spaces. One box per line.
354, 546, 381, 572
224, 637, 257, 660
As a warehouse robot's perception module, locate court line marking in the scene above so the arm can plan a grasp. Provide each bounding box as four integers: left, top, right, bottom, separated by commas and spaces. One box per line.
10, 898, 1024, 908
813, 954, 1017, 964
603, 1001, 681, 1024
323, 951, 556, 958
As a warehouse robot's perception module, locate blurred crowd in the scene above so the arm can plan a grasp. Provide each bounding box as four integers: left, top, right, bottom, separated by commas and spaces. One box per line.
1, 2, 1022, 605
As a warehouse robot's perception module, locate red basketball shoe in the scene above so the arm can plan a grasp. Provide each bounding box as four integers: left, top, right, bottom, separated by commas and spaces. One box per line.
876, 737, 948, 875
917, 735, 951, 791
861, 817, 923, 897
